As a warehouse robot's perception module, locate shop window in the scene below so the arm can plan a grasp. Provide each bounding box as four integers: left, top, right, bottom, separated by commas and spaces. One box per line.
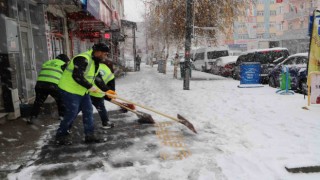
17, 1, 27, 22
47, 12, 66, 57
29, 4, 41, 25
0, 0, 9, 16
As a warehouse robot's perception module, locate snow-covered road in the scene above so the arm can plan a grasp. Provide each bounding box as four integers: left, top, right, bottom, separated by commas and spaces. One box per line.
9, 63, 320, 180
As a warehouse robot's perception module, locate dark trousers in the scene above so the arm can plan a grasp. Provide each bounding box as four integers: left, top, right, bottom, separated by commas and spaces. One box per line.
56, 90, 94, 137
90, 96, 109, 124
30, 82, 65, 118
136, 64, 140, 71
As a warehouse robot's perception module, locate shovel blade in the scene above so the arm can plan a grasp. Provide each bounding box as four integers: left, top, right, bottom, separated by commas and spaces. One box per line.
136, 110, 155, 124
177, 114, 197, 134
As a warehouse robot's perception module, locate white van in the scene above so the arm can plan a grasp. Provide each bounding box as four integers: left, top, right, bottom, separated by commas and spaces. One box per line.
193, 47, 229, 72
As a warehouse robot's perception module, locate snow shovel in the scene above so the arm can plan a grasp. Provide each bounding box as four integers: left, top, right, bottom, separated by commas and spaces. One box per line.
110, 99, 155, 124
106, 93, 197, 134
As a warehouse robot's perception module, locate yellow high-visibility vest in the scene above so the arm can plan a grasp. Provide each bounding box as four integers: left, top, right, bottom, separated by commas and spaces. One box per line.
37, 59, 65, 84
90, 63, 115, 98
58, 50, 99, 96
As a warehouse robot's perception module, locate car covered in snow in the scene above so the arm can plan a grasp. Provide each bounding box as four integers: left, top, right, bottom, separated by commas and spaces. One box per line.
232, 47, 289, 83
268, 52, 308, 91
210, 56, 238, 77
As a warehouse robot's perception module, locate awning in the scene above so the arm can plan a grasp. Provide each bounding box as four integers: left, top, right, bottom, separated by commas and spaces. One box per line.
67, 11, 107, 39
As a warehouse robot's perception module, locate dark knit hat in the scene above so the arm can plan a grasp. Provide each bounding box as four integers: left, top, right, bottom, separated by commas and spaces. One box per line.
92, 43, 110, 52
56, 54, 70, 63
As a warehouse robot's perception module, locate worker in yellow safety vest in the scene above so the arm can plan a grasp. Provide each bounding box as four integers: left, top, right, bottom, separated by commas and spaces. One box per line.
89, 63, 115, 129
27, 54, 70, 124
55, 43, 116, 145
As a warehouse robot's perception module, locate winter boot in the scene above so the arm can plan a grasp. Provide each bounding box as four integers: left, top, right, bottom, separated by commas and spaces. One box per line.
85, 134, 103, 143
55, 135, 72, 145
102, 121, 115, 129
27, 116, 36, 125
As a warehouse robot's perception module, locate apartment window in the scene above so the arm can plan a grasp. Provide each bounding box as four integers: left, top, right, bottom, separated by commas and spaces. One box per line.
238, 23, 246, 28
257, 34, 264, 39
238, 34, 249, 39
257, 0, 264, 4
300, 3, 304, 10
288, 22, 293, 29
290, 5, 296, 12
270, 10, 277, 16
277, 23, 284, 30
257, 23, 264, 28
300, 21, 304, 28
270, 22, 276, 28
257, 11, 264, 16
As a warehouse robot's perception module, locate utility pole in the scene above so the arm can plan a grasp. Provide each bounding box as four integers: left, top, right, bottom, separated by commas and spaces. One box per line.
133, 24, 137, 71
184, 0, 193, 90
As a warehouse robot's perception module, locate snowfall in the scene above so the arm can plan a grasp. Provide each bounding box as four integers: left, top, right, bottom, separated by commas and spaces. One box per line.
7, 63, 320, 180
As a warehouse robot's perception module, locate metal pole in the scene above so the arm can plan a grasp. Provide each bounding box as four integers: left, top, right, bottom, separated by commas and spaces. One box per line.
133, 25, 137, 71
184, 0, 193, 90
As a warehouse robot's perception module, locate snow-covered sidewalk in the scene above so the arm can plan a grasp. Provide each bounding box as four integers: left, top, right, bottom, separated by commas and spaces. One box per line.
9, 63, 320, 180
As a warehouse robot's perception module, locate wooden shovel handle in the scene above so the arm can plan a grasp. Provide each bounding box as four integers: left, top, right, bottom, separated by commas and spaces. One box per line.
106, 93, 181, 123
110, 99, 138, 115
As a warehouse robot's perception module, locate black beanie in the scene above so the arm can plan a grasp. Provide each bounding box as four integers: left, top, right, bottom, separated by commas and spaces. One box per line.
56, 54, 70, 63
92, 43, 110, 52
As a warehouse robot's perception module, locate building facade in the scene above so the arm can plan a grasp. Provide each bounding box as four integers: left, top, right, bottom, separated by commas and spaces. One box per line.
231, 0, 320, 53
0, 0, 124, 119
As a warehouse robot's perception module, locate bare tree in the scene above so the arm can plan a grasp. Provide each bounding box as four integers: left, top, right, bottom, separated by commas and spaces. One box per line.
143, 0, 250, 72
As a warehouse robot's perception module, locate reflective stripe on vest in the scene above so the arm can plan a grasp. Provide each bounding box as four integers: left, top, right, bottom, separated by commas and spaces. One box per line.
90, 63, 114, 98
58, 50, 99, 96
37, 59, 65, 84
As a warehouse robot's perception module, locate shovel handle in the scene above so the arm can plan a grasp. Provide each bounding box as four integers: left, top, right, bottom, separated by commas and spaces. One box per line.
106, 93, 182, 123
110, 99, 136, 113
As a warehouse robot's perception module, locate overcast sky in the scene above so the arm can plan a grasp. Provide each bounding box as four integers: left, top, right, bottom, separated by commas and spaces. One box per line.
124, 0, 145, 22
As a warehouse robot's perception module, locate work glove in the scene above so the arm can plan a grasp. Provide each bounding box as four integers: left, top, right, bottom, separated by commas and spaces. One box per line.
104, 95, 112, 101
106, 90, 117, 99
88, 86, 99, 93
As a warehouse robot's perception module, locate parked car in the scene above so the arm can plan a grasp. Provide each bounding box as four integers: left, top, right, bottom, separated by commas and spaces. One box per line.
232, 47, 289, 83
268, 53, 308, 90
210, 56, 238, 77
193, 47, 229, 72
297, 67, 308, 95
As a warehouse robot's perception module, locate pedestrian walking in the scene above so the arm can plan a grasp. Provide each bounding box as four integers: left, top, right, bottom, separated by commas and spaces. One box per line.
55, 43, 116, 145
173, 53, 179, 79
135, 55, 141, 71
27, 54, 70, 124
89, 63, 115, 129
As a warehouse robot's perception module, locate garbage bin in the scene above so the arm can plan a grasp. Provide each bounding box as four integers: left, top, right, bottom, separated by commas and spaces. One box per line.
180, 62, 192, 78
280, 71, 291, 90
158, 60, 165, 73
